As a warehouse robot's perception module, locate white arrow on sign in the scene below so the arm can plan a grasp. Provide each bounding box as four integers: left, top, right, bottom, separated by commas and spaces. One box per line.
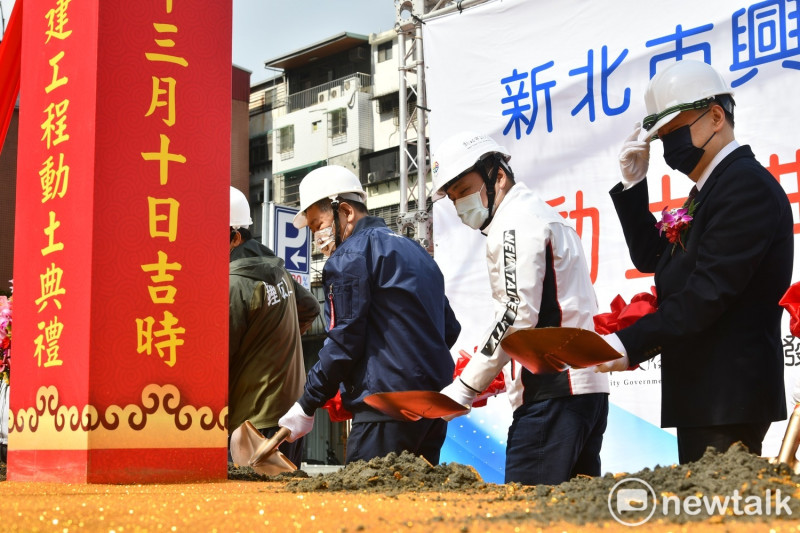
275, 209, 309, 272
290, 250, 307, 266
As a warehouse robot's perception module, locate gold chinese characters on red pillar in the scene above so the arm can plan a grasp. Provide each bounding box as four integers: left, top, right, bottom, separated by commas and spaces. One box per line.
10, 0, 231, 483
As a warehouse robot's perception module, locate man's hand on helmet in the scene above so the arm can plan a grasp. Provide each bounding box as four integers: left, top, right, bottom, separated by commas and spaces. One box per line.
619, 122, 650, 189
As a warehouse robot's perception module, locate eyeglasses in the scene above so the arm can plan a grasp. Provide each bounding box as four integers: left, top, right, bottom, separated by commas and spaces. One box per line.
642, 97, 714, 133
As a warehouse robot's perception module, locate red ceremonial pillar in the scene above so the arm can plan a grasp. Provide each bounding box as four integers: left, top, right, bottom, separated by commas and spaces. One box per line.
9, 0, 231, 483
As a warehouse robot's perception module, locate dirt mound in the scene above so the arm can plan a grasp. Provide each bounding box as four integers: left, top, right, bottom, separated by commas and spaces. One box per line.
277, 444, 800, 525
227, 462, 309, 481
503, 444, 800, 525
526, 444, 800, 524
287, 450, 484, 494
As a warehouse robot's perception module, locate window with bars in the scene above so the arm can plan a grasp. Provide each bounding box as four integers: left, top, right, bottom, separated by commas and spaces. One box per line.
277, 125, 294, 158
328, 108, 347, 143
375, 92, 416, 127
361, 147, 399, 186
280, 162, 325, 207
368, 199, 428, 232
281, 173, 303, 206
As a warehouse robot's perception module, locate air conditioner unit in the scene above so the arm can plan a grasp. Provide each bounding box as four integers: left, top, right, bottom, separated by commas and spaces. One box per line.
318, 93, 326, 103
330, 88, 339, 99
367, 172, 378, 184
344, 79, 352, 91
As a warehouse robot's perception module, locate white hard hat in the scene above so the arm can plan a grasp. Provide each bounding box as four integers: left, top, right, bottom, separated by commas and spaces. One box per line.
293, 165, 367, 228
430, 131, 511, 202
230, 186, 252, 229
642, 60, 734, 138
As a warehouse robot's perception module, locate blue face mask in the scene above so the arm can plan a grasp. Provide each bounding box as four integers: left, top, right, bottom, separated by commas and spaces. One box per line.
661, 109, 715, 175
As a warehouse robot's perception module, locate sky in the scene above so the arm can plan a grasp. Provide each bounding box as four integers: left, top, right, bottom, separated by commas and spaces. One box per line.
234, 0, 398, 84
0, 0, 398, 85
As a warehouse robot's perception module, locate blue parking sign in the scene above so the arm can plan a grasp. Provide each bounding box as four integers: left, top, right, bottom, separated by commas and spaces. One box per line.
271, 205, 310, 276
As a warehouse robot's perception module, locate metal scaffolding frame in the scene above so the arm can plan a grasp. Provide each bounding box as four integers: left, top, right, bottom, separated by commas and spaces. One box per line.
393, 0, 492, 252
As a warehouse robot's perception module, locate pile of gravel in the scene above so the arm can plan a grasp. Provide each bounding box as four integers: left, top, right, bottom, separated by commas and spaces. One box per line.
512, 443, 800, 524
286, 450, 484, 494
277, 444, 800, 525
227, 462, 308, 481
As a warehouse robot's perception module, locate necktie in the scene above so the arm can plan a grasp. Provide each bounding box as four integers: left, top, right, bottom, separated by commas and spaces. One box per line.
682, 185, 698, 209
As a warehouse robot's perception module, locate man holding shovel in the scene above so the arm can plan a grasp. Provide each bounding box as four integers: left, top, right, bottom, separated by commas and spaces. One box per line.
595, 60, 793, 464
228, 187, 320, 467
430, 132, 609, 485
278, 166, 461, 464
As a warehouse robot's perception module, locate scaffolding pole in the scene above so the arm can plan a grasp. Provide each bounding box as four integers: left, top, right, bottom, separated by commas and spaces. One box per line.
394, 0, 493, 253
395, 0, 430, 251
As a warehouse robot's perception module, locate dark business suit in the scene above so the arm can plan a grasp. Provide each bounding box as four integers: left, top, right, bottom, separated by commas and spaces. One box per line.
610, 145, 793, 460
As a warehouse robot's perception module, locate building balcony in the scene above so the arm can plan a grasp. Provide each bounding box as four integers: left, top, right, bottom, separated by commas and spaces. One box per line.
278, 73, 372, 113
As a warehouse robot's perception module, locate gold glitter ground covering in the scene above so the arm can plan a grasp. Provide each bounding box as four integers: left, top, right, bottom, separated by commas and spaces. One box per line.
2, 447, 800, 531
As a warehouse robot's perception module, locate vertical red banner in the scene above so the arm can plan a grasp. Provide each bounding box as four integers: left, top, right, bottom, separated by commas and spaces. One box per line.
10, 0, 231, 482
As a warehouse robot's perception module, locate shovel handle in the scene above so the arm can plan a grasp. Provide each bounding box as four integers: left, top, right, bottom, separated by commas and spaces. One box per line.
777, 404, 800, 466
251, 426, 291, 462
249, 426, 297, 474
266, 426, 292, 449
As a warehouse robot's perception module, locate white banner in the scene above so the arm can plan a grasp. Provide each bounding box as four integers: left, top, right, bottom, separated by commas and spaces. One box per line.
424, 0, 800, 482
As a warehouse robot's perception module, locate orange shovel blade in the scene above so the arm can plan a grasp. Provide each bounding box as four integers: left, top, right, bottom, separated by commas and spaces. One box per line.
250, 450, 297, 476
364, 390, 470, 422
501, 327, 622, 374
231, 422, 297, 476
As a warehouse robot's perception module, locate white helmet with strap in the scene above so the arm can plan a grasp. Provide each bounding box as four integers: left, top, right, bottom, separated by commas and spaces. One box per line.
230, 186, 253, 229
642, 60, 734, 139
293, 165, 367, 229
430, 131, 511, 202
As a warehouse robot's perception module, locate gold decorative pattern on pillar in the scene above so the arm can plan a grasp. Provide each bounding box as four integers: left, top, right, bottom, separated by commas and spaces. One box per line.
9, 384, 228, 449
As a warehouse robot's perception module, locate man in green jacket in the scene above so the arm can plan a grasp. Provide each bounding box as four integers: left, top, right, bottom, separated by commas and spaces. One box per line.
228, 187, 320, 466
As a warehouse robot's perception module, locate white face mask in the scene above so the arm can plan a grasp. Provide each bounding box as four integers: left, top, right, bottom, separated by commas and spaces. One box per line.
313, 226, 336, 256
454, 184, 488, 230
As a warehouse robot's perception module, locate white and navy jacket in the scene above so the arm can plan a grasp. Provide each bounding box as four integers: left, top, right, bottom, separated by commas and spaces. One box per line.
459, 182, 609, 411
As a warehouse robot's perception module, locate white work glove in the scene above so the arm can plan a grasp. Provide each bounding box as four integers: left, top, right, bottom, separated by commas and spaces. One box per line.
278, 402, 315, 442
440, 379, 478, 421
593, 333, 630, 373
594, 354, 630, 373
619, 122, 650, 189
